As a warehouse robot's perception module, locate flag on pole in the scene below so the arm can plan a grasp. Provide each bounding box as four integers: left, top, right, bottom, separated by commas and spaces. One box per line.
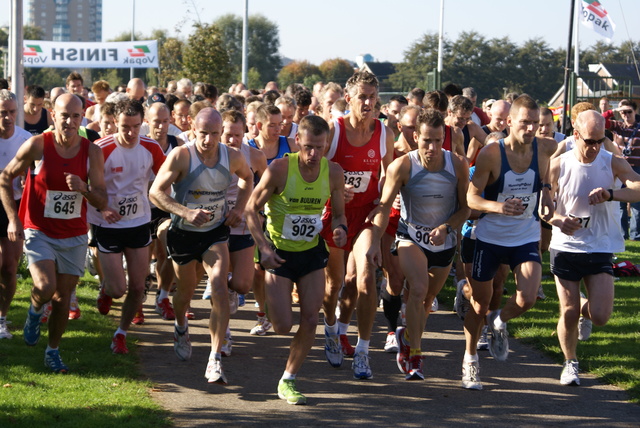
580, 0, 616, 40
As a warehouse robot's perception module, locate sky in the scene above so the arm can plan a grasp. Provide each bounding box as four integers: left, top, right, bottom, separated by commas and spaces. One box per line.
2, 0, 639, 65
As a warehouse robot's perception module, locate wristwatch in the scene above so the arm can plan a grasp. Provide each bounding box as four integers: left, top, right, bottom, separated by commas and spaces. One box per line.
444, 223, 453, 234
81, 184, 91, 196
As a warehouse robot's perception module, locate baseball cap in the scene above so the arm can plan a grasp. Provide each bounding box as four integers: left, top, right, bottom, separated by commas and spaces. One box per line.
146, 92, 166, 106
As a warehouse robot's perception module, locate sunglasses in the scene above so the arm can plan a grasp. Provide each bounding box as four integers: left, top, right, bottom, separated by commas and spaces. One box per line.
620, 110, 634, 115
577, 131, 605, 146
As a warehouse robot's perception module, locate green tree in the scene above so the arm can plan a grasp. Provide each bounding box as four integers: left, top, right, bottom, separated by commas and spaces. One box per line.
277, 61, 320, 88
319, 58, 353, 84
214, 14, 281, 87
182, 23, 232, 88
389, 33, 446, 92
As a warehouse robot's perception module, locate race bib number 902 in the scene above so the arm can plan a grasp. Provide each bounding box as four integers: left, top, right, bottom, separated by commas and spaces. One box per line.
282, 214, 321, 241
407, 223, 444, 251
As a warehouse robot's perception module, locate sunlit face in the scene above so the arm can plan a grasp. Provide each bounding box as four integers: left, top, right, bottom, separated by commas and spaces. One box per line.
147, 107, 171, 141
172, 103, 190, 132
347, 83, 377, 121
449, 108, 472, 129
246, 111, 259, 140
574, 126, 605, 163
321, 90, 340, 120
296, 129, 326, 168
398, 109, 419, 145
0, 99, 18, 137
259, 113, 282, 142
414, 123, 444, 160
53, 97, 83, 140
99, 114, 117, 137
117, 113, 143, 145
195, 117, 222, 153
489, 105, 509, 132
386, 100, 406, 129
537, 113, 555, 138
599, 99, 610, 112
295, 105, 309, 122
277, 104, 295, 134
67, 79, 84, 95
508, 106, 539, 145
94, 89, 109, 105
222, 120, 245, 149
24, 96, 44, 116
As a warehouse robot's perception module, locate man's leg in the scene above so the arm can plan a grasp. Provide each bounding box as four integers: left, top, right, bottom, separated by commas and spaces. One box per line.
352, 229, 378, 343
119, 247, 150, 331
229, 246, 255, 295
498, 260, 541, 322
397, 243, 428, 351
172, 260, 199, 328
322, 246, 345, 326
555, 277, 581, 361
203, 243, 231, 355
0, 237, 23, 318
582, 273, 615, 326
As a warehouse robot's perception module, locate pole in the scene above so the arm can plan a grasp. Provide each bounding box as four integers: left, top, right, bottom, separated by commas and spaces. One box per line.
437, 0, 444, 73
130, 0, 136, 81
561, 0, 576, 135
574, 2, 580, 75
10, 0, 24, 127
241, 0, 249, 86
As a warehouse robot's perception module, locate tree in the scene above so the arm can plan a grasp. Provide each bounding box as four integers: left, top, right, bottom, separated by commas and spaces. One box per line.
214, 14, 281, 88
182, 23, 232, 88
277, 61, 321, 88
389, 33, 446, 92
319, 58, 354, 84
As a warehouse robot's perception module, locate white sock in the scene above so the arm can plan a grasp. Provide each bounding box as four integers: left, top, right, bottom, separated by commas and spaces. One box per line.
158, 288, 169, 301
355, 338, 369, 355
338, 321, 350, 335
281, 371, 296, 380
464, 351, 479, 363
30, 304, 44, 315
45, 345, 58, 353
115, 328, 127, 337
493, 312, 507, 330
175, 322, 187, 334
324, 320, 338, 335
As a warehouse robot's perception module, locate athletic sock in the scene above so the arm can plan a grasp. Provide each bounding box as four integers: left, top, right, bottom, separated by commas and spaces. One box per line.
324, 320, 338, 335
354, 338, 370, 355
281, 371, 296, 380
337, 321, 350, 335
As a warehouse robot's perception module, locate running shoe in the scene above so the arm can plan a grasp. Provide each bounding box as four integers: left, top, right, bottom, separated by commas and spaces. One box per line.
352, 351, 373, 380
205, 358, 227, 384
461, 360, 482, 390
23, 309, 42, 346
537, 284, 546, 300
45, 349, 69, 374
578, 316, 592, 341
400, 302, 407, 326
0, 318, 12, 339
155, 297, 176, 320
221, 331, 233, 357
111, 333, 129, 354
560, 360, 580, 386
324, 327, 343, 367
395, 326, 410, 374
132, 306, 145, 325
186, 308, 196, 320
278, 379, 307, 405
228, 289, 239, 315
96, 286, 112, 315
454, 279, 471, 320
40, 301, 52, 324
340, 334, 355, 358
174, 325, 191, 361
384, 332, 398, 353
238, 294, 245, 307
250, 314, 272, 336
406, 355, 424, 380
477, 325, 489, 351
430, 297, 438, 313
488, 311, 509, 361
68, 291, 81, 320
202, 282, 212, 300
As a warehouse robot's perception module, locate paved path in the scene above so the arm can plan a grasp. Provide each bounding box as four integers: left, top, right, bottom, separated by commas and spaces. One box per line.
132, 287, 640, 427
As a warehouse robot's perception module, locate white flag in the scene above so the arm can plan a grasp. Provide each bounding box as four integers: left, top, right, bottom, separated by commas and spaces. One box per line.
580, 0, 616, 40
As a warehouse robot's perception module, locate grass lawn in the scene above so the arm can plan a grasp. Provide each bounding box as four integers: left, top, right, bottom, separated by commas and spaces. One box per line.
0, 271, 171, 428
439, 240, 640, 404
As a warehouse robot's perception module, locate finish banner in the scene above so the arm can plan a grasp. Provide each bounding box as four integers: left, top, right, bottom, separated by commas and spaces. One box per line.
22, 40, 158, 68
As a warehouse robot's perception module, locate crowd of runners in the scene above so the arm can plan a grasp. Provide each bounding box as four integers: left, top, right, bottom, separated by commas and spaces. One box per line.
0, 69, 638, 405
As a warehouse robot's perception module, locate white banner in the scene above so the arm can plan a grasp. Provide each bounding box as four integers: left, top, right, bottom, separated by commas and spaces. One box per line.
22, 40, 158, 68
580, 0, 616, 41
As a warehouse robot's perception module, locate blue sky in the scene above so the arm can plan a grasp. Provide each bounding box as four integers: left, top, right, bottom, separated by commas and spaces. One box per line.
3, 0, 639, 64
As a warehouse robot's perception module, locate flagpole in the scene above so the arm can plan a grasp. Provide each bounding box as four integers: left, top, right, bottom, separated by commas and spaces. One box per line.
437, 0, 444, 73
561, 0, 576, 135
574, 3, 580, 75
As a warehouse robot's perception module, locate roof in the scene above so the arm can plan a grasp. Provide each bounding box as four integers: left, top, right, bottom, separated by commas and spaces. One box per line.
361, 61, 396, 79
594, 63, 640, 85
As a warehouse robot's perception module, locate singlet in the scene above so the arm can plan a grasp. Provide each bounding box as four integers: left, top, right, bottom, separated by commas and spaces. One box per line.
23, 109, 49, 136
227, 143, 253, 235
326, 116, 386, 208
481, 125, 491, 135
265, 152, 330, 252
462, 125, 471, 153
87, 135, 165, 229
475, 138, 542, 246
0, 126, 32, 198
170, 143, 232, 233
149, 135, 180, 209
397, 149, 458, 252
286, 122, 298, 140
248, 136, 291, 165
550, 149, 624, 253
461, 166, 477, 240
19, 132, 90, 239
442, 125, 454, 152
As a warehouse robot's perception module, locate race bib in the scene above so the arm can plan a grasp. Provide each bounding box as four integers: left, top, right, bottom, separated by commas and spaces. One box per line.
113, 192, 144, 221
407, 223, 444, 251
344, 171, 372, 193
185, 201, 223, 228
497, 192, 537, 219
568, 213, 591, 229
282, 214, 322, 241
44, 190, 82, 219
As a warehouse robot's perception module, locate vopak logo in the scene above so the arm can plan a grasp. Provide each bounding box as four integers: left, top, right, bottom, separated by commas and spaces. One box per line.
584, 0, 607, 18
23, 44, 42, 56
127, 45, 151, 58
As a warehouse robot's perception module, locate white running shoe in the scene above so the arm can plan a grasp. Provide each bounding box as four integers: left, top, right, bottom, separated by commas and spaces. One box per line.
537, 284, 546, 300
383, 332, 398, 353
174, 325, 192, 361
430, 297, 439, 313
202, 282, 212, 300
462, 360, 482, 390
205, 358, 228, 384
560, 360, 580, 386
578, 316, 592, 341
477, 325, 489, 351
324, 327, 343, 368
454, 279, 471, 320
250, 314, 272, 336
488, 311, 509, 361
0, 318, 12, 339
352, 351, 373, 380
228, 289, 239, 315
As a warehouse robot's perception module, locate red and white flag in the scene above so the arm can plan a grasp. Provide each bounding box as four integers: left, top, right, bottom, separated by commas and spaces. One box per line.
580, 0, 616, 40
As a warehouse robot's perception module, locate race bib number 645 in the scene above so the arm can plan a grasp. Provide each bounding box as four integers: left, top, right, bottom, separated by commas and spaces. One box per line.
44, 190, 82, 219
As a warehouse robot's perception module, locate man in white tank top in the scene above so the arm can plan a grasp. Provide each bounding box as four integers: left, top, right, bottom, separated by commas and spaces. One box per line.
548, 110, 640, 386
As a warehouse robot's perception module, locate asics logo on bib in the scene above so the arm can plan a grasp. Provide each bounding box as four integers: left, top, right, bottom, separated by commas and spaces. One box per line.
292, 216, 318, 225
118, 195, 138, 205
53, 192, 79, 201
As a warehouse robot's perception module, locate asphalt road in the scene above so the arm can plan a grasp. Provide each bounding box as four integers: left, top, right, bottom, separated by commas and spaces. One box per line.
131, 285, 640, 427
